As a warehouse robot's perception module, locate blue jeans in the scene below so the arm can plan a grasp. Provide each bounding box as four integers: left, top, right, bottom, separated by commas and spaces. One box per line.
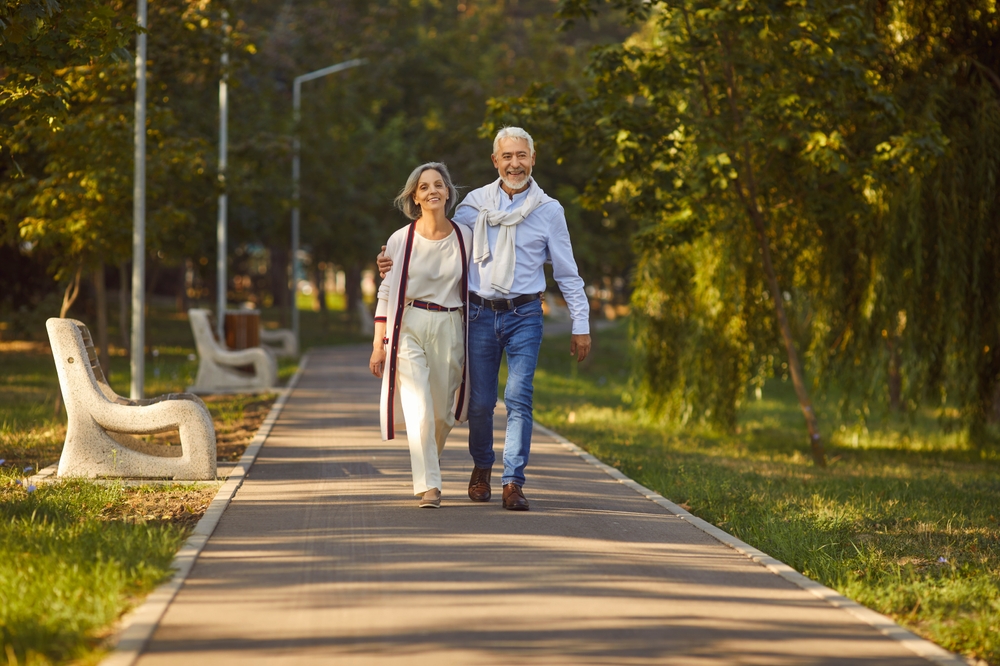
467, 298, 544, 488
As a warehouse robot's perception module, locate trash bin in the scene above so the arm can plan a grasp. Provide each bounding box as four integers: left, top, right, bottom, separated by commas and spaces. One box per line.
224, 309, 260, 350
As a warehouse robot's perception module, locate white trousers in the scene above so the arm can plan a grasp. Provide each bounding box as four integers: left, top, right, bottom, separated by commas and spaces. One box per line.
396, 306, 464, 495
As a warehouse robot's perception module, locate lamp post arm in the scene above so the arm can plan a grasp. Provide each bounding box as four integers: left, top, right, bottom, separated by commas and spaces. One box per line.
290, 58, 366, 347
294, 59, 366, 87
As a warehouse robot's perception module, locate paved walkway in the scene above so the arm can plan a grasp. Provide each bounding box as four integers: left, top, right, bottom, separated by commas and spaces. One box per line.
136, 347, 935, 665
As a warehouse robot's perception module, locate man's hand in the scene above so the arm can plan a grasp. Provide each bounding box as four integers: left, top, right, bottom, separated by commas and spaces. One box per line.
570, 334, 591, 363
377, 246, 393, 278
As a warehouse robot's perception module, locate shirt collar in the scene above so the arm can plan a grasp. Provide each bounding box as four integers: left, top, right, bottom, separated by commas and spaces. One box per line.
495, 178, 533, 207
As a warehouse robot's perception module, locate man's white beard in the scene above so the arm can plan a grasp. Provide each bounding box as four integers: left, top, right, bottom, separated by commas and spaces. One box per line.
500, 170, 530, 191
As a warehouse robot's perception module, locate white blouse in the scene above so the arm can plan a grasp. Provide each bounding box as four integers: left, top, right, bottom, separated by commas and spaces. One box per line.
405, 230, 463, 307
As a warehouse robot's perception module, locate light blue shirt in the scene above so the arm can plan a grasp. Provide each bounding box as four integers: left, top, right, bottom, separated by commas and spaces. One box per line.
454, 180, 590, 335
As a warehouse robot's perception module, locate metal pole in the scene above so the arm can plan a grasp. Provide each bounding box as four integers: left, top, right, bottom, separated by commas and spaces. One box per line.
290, 58, 364, 347
291, 78, 301, 346
216, 10, 229, 341
130, 0, 148, 400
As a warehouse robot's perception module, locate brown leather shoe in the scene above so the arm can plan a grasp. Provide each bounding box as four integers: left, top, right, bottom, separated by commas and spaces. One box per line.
468, 466, 492, 502
502, 483, 529, 511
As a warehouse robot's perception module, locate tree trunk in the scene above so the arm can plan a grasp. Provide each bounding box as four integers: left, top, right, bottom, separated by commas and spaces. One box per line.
270, 246, 290, 328
888, 339, 902, 413
345, 263, 362, 315
59, 264, 83, 318
176, 261, 189, 313
990, 381, 1000, 425
146, 258, 162, 304
93, 265, 110, 376
53, 262, 82, 418
118, 262, 130, 351
719, 54, 826, 467
315, 263, 328, 326
749, 208, 826, 466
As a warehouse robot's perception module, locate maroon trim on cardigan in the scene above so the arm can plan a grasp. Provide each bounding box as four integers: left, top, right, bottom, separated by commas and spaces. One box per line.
374, 316, 387, 323
385, 222, 417, 439
451, 220, 469, 419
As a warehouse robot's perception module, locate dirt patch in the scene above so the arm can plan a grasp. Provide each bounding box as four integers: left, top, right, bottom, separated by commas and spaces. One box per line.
204, 394, 278, 461
102, 486, 219, 529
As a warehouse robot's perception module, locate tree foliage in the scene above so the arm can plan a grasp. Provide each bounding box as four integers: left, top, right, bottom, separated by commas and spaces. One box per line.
499, 0, 1000, 451
830, 0, 1000, 439
2, 1, 622, 321
0, 0, 136, 153
230, 0, 626, 308
1, 0, 221, 316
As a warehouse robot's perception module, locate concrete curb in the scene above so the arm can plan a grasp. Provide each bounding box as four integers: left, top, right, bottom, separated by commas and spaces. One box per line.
100, 356, 310, 666
532, 421, 974, 666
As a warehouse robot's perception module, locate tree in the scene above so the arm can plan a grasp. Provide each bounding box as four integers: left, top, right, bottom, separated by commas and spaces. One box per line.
0, 0, 135, 154
826, 0, 1000, 444
2, 0, 219, 333
502, 0, 1000, 456
231, 0, 626, 319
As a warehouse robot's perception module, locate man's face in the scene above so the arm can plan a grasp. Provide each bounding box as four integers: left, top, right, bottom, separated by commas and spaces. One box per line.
492, 137, 535, 192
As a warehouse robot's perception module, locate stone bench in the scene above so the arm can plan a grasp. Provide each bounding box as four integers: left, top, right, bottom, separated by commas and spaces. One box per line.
259, 326, 298, 358
46, 318, 217, 480
188, 308, 277, 393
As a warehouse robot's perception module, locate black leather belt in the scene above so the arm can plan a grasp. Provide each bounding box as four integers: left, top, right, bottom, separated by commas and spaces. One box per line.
469, 292, 542, 311
409, 299, 461, 312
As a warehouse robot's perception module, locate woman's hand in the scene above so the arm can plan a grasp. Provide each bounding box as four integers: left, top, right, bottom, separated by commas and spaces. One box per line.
369, 345, 387, 378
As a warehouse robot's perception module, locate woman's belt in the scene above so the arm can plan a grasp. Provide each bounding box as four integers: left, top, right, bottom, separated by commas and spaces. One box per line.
408, 299, 461, 312
469, 292, 542, 311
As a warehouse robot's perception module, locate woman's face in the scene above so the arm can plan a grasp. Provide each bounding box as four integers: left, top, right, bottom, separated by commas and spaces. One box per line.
413, 169, 449, 215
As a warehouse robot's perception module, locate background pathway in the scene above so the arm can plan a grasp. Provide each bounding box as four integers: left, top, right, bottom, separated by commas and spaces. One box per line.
136, 346, 937, 665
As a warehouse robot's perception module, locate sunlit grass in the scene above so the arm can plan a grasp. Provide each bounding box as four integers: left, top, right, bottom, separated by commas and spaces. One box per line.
0, 474, 190, 664
529, 319, 1000, 665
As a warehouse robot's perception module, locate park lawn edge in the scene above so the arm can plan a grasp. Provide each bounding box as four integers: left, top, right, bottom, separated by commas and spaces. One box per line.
100, 356, 308, 666
527, 320, 999, 666
531, 419, 972, 666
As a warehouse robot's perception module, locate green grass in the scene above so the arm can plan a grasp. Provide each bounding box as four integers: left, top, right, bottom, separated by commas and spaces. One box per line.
0, 475, 189, 664
529, 320, 1000, 665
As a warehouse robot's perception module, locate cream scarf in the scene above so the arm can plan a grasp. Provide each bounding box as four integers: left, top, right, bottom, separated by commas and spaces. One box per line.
461, 178, 548, 295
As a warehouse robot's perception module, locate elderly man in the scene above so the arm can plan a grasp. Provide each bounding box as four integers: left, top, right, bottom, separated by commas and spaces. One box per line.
378, 127, 590, 511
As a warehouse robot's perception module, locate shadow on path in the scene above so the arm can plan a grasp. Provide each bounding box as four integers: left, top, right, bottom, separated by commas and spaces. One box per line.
137, 347, 930, 666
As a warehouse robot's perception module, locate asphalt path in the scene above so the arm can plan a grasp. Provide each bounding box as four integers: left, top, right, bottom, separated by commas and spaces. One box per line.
135, 346, 936, 665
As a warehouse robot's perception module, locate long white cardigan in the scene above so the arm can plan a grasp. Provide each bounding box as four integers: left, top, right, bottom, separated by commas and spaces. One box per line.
375, 220, 472, 441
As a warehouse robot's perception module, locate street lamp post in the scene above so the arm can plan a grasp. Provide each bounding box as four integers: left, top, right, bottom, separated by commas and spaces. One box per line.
290, 58, 365, 346
216, 11, 230, 341
130, 0, 148, 400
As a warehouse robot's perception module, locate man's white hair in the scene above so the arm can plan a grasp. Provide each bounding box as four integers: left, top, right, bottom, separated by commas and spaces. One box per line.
493, 126, 535, 156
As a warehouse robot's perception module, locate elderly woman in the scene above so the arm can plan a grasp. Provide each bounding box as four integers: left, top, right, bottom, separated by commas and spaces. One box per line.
369, 162, 472, 508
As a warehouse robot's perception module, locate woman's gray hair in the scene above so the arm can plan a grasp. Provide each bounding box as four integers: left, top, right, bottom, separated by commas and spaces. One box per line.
393, 162, 458, 220
492, 126, 534, 157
